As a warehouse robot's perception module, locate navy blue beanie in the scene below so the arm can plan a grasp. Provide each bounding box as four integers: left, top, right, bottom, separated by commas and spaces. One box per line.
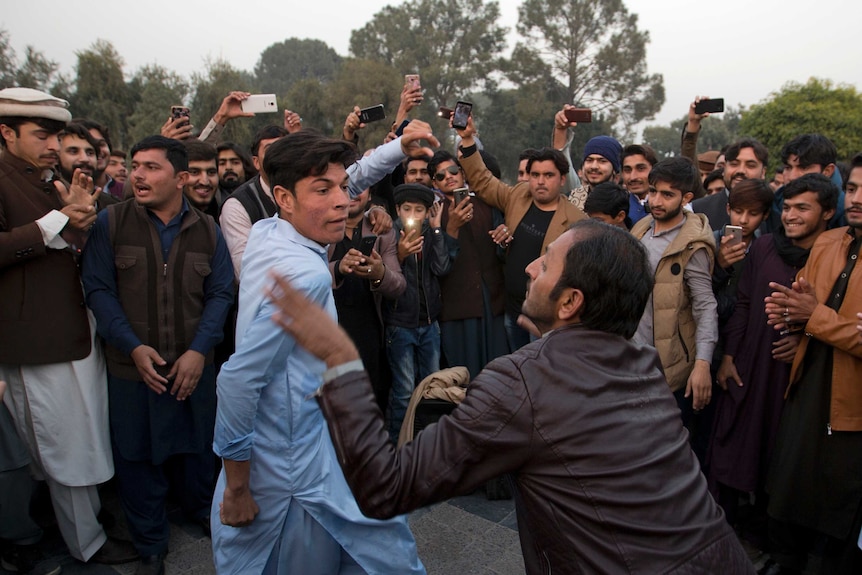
583, 136, 623, 173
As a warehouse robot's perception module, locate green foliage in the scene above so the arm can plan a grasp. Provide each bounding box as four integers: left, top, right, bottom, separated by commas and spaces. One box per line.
514, 0, 664, 137
126, 65, 189, 145
0, 30, 18, 89
642, 107, 742, 160
71, 40, 133, 149
349, 0, 508, 110
739, 78, 862, 170
190, 58, 258, 148
255, 38, 341, 96
0, 29, 66, 95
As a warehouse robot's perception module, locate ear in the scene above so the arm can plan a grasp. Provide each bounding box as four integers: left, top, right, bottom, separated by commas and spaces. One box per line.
682, 191, 695, 206
822, 163, 835, 178
822, 206, 836, 223
176, 171, 189, 188
252, 155, 263, 173
557, 287, 585, 323
0, 124, 14, 144
613, 210, 626, 225
273, 185, 295, 217
725, 203, 732, 216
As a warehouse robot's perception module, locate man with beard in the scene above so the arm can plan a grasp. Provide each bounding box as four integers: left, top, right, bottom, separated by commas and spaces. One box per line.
183, 140, 222, 219
216, 142, 254, 197
58, 122, 118, 211
74, 118, 124, 200
760, 159, 862, 575
567, 136, 622, 211
620, 144, 657, 225
265, 219, 755, 575
328, 180, 405, 411
632, 157, 717, 427
455, 115, 586, 351
709, 174, 835, 535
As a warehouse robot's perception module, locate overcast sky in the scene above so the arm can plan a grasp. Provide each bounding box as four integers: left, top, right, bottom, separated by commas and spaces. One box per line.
3, 0, 859, 129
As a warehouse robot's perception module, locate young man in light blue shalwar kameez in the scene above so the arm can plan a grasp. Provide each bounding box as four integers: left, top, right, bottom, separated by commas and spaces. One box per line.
211, 131, 427, 575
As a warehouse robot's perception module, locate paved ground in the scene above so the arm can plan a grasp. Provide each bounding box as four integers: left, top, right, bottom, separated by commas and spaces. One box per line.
3, 482, 770, 575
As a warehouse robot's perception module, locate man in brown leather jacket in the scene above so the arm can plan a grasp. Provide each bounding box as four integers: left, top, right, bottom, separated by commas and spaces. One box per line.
267, 219, 754, 574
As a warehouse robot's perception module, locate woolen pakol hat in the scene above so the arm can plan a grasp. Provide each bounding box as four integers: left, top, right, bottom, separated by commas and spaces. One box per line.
0, 87, 72, 123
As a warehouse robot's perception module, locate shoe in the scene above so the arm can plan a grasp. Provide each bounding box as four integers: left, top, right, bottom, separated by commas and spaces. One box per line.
135, 552, 166, 575
0, 544, 61, 575
89, 537, 139, 565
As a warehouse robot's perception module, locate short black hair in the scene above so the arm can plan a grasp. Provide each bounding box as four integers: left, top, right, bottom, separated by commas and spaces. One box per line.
427, 150, 460, 180
725, 138, 769, 167
525, 147, 569, 179
251, 125, 289, 157
550, 219, 653, 339
584, 182, 630, 228
263, 130, 357, 195
480, 150, 502, 180
728, 179, 772, 213
217, 141, 257, 178
0, 116, 66, 148
184, 140, 217, 163
780, 134, 837, 169
649, 156, 700, 195
621, 144, 658, 167
73, 118, 112, 152
518, 148, 540, 163
60, 122, 100, 151
783, 173, 838, 213
703, 169, 725, 192
131, 135, 188, 173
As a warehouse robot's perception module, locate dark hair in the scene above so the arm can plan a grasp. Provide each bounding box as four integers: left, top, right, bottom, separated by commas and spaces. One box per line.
251, 125, 289, 157
525, 147, 569, 178
518, 148, 540, 163
725, 138, 769, 167
72, 118, 112, 152
131, 135, 188, 173
404, 154, 431, 167
703, 169, 725, 192
60, 122, 100, 151
550, 219, 653, 339
110, 149, 126, 159
648, 156, 700, 195
0, 116, 66, 147
217, 141, 257, 178
263, 130, 358, 195
184, 140, 217, 163
728, 179, 772, 213
782, 173, 838, 212
584, 182, 630, 228
850, 153, 862, 170
780, 134, 837, 169
621, 144, 658, 167
427, 150, 460, 180
479, 150, 502, 180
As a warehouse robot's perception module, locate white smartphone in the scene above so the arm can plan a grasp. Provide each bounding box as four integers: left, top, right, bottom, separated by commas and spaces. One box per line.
241, 94, 278, 114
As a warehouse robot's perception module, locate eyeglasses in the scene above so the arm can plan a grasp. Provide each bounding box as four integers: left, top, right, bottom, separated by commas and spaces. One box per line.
434, 165, 461, 181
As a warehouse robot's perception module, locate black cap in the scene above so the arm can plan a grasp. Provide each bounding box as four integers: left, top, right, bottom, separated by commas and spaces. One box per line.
393, 183, 435, 207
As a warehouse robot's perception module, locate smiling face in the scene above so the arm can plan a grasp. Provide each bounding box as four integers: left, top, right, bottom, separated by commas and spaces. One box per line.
58, 133, 97, 180
275, 162, 350, 246
184, 159, 218, 209
724, 147, 765, 191
582, 154, 614, 186
781, 190, 833, 248
622, 154, 651, 198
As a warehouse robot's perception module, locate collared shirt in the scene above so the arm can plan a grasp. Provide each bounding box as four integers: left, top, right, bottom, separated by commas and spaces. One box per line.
81, 197, 235, 357
634, 217, 718, 362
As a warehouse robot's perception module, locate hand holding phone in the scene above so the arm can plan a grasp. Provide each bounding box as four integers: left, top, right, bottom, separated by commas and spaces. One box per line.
694, 98, 724, 115
359, 235, 378, 257
397, 223, 424, 262
563, 108, 592, 123
452, 101, 472, 130
438, 106, 453, 120
359, 105, 386, 124
241, 94, 278, 114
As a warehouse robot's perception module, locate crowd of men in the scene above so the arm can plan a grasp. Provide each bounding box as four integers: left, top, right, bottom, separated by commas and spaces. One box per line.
0, 79, 860, 575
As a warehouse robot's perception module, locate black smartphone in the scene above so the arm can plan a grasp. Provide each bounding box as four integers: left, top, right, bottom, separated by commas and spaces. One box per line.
358, 104, 386, 124
359, 235, 377, 257
563, 107, 592, 123
171, 105, 190, 126
694, 98, 724, 114
394, 119, 411, 137
453, 187, 470, 207
452, 101, 472, 130
437, 106, 453, 119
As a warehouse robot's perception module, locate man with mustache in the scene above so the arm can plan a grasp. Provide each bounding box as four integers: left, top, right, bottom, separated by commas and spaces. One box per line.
0, 87, 137, 567
183, 140, 222, 219
620, 144, 657, 225
761, 154, 862, 574
216, 142, 254, 196
566, 135, 623, 211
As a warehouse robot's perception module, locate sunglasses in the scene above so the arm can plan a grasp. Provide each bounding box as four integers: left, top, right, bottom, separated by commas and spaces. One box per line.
434, 165, 461, 181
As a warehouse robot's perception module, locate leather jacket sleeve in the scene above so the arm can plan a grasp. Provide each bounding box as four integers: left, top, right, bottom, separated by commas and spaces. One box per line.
317, 355, 534, 519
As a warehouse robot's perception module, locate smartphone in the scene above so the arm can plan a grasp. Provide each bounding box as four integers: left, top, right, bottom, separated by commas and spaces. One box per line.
563, 107, 592, 123
402, 217, 422, 237
405, 74, 420, 89
358, 104, 386, 124
722, 224, 743, 246
170, 106, 190, 126
694, 98, 724, 115
453, 187, 470, 207
241, 94, 278, 114
394, 119, 411, 137
437, 106, 453, 119
452, 101, 472, 130
359, 235, 377, 257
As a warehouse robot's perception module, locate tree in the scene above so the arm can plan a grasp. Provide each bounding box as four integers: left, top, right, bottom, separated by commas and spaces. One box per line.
190, 58, 258, 147
255, 38, 341, 96
0, 30, 19, 89
349, 0, 508, 111
71, 40, 132, 148
15, 46, 61, 92
642, 107, 743, 160
514, 0, 664, 138
127, 65, 189, 145
739, 78, 862, 170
